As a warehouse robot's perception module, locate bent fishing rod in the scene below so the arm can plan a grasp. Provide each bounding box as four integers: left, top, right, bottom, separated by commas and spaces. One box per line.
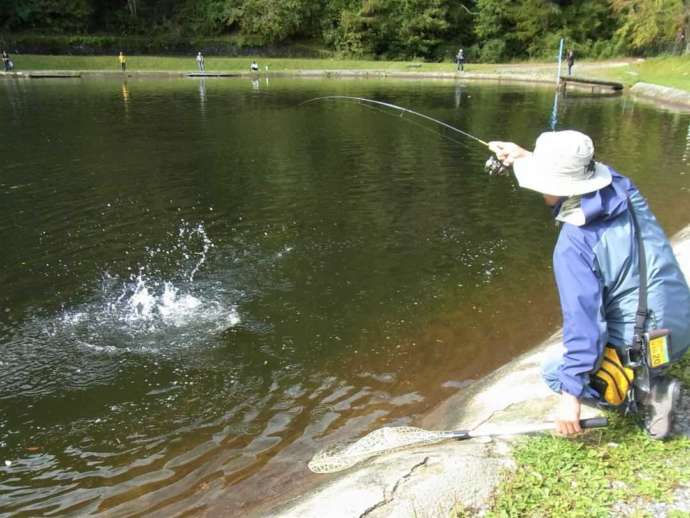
299, 95, 508, 176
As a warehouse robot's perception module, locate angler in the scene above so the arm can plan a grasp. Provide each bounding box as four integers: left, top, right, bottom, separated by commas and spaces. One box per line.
490, 131, 690, 439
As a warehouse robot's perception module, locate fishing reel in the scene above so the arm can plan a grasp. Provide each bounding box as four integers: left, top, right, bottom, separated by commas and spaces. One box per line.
484, 155, 510, 177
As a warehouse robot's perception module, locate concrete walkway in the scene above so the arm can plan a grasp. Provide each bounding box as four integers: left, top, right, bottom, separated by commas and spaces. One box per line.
630, 82, 690, 110
273, 224, 690, 518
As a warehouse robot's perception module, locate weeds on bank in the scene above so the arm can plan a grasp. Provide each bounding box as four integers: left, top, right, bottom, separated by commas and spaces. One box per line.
669, 356, 690, 387
485, 413, 689, 517
483, 357, 690, 518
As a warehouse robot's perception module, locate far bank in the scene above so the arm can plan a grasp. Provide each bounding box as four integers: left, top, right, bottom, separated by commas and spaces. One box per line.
4, 55, 690, 110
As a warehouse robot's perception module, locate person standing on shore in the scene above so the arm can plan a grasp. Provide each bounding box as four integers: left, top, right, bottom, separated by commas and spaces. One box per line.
456, 48, 465, 72
676, 28, 686, 55
489, 131, 690, 440
118, 51, 127, 72
196, 51, 205, 72
2, 51, 12, 72
566, 49, 575, 76
250, 60, 259, 72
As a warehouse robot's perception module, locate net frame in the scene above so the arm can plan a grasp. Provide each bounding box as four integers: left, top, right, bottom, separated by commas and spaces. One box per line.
308, 426, 465, 474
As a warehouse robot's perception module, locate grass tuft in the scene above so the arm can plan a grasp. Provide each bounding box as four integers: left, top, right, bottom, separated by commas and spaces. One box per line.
669, 356, 690, 387
483, 357, 690, 518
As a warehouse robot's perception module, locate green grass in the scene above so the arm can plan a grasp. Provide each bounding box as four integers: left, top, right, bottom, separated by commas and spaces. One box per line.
588, 55, 690, 92
8, 54, 489, 73
670, 356, 690, 387
481, 357, 690, 518
486, 413, 690, 517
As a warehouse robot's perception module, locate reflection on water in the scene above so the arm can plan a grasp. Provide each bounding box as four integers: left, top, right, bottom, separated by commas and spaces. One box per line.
549, 90, 560, 130
121, 81, 130, 103
1, 77, 690, 514
199, 78, 206, 116
454, 83, 463, 109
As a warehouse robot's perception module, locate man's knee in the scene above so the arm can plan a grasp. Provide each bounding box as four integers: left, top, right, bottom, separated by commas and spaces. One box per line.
540, 354, 563, 394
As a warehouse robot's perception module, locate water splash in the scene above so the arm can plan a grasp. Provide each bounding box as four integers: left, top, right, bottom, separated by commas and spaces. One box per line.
185, 223, 213, 282
54, 222, 240, 353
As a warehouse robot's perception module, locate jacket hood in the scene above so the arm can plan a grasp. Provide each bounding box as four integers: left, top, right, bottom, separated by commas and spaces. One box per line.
554, 168, 631, 226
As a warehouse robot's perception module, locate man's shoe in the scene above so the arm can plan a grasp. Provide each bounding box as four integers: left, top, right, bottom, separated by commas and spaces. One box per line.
642, 377, 680, 440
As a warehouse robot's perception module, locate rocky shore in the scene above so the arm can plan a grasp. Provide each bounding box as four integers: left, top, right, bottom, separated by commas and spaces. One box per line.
273, 224, 690, 518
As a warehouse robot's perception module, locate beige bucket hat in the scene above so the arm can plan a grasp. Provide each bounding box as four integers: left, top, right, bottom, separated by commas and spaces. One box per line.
513, 130, 612, 196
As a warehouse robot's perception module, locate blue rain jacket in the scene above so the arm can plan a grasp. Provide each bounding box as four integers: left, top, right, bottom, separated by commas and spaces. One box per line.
553, 168, 690, 398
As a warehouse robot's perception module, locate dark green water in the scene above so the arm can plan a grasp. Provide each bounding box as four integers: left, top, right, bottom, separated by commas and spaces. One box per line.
1, 77, 689, 514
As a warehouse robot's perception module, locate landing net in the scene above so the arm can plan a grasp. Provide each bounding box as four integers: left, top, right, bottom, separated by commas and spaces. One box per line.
308, 426, 458, 474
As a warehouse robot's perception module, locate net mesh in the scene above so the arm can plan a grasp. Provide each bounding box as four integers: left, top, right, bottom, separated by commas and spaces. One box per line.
308, 426, 456, 474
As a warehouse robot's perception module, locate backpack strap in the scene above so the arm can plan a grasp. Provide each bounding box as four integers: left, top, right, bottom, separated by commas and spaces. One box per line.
622, 195, 653, 413
629, 198, 648, 342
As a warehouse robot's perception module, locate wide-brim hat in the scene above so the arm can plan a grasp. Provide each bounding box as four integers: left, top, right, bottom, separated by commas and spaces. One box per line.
512, 130, 612, 196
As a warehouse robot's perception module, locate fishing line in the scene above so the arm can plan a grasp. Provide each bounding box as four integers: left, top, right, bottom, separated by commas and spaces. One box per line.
300, 96, 490, 148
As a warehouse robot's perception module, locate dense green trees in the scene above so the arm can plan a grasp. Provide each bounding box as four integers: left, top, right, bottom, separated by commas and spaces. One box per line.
1, 0, 689, 60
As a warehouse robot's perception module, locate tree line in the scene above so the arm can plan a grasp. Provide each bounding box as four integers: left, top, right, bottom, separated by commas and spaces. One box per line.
1, 0, 689, 61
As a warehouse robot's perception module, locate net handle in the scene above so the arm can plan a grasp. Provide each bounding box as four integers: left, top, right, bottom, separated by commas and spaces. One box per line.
468, 417, 608, 439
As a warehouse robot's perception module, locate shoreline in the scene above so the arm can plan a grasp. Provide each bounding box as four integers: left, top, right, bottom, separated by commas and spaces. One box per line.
4, 66, 690, 110
273, 224, 690, 518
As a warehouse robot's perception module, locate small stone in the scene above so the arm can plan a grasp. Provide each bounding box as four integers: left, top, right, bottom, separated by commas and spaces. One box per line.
4, 460, 11, 467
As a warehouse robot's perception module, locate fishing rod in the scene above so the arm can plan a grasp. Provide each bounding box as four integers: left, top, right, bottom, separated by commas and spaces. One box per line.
301, 95, 489, 147
299, 95, 509, 176
356, 101, 471, 150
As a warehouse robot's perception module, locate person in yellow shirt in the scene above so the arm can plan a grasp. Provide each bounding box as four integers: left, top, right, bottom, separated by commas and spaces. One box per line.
118, 51, 127, 72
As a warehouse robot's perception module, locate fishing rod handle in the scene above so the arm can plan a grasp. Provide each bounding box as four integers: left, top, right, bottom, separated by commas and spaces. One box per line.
580, 416, 608, 429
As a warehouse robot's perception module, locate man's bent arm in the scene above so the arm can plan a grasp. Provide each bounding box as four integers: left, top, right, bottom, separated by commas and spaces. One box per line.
553, 229, 607, 398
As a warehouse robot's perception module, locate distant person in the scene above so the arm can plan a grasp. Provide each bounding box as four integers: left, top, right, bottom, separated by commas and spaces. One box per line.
250, 60, 259, 72
566, 49, 575, 76
676, 28, 686, 55
456, 48, 465, 72
118, 51, 127, 72
2, 51, 12, 72
196, 51, 205, 72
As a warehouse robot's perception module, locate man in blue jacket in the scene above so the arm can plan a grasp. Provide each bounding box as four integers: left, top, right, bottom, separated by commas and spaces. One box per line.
489, 130, 690, 439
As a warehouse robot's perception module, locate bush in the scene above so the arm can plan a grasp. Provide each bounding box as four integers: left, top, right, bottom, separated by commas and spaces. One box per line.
591, 39, 616, 59
479, 38, 506, 63
0, 33, 333, 57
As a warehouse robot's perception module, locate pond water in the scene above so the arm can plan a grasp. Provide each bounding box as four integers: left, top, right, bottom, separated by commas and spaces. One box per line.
1, 77, 689, 514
